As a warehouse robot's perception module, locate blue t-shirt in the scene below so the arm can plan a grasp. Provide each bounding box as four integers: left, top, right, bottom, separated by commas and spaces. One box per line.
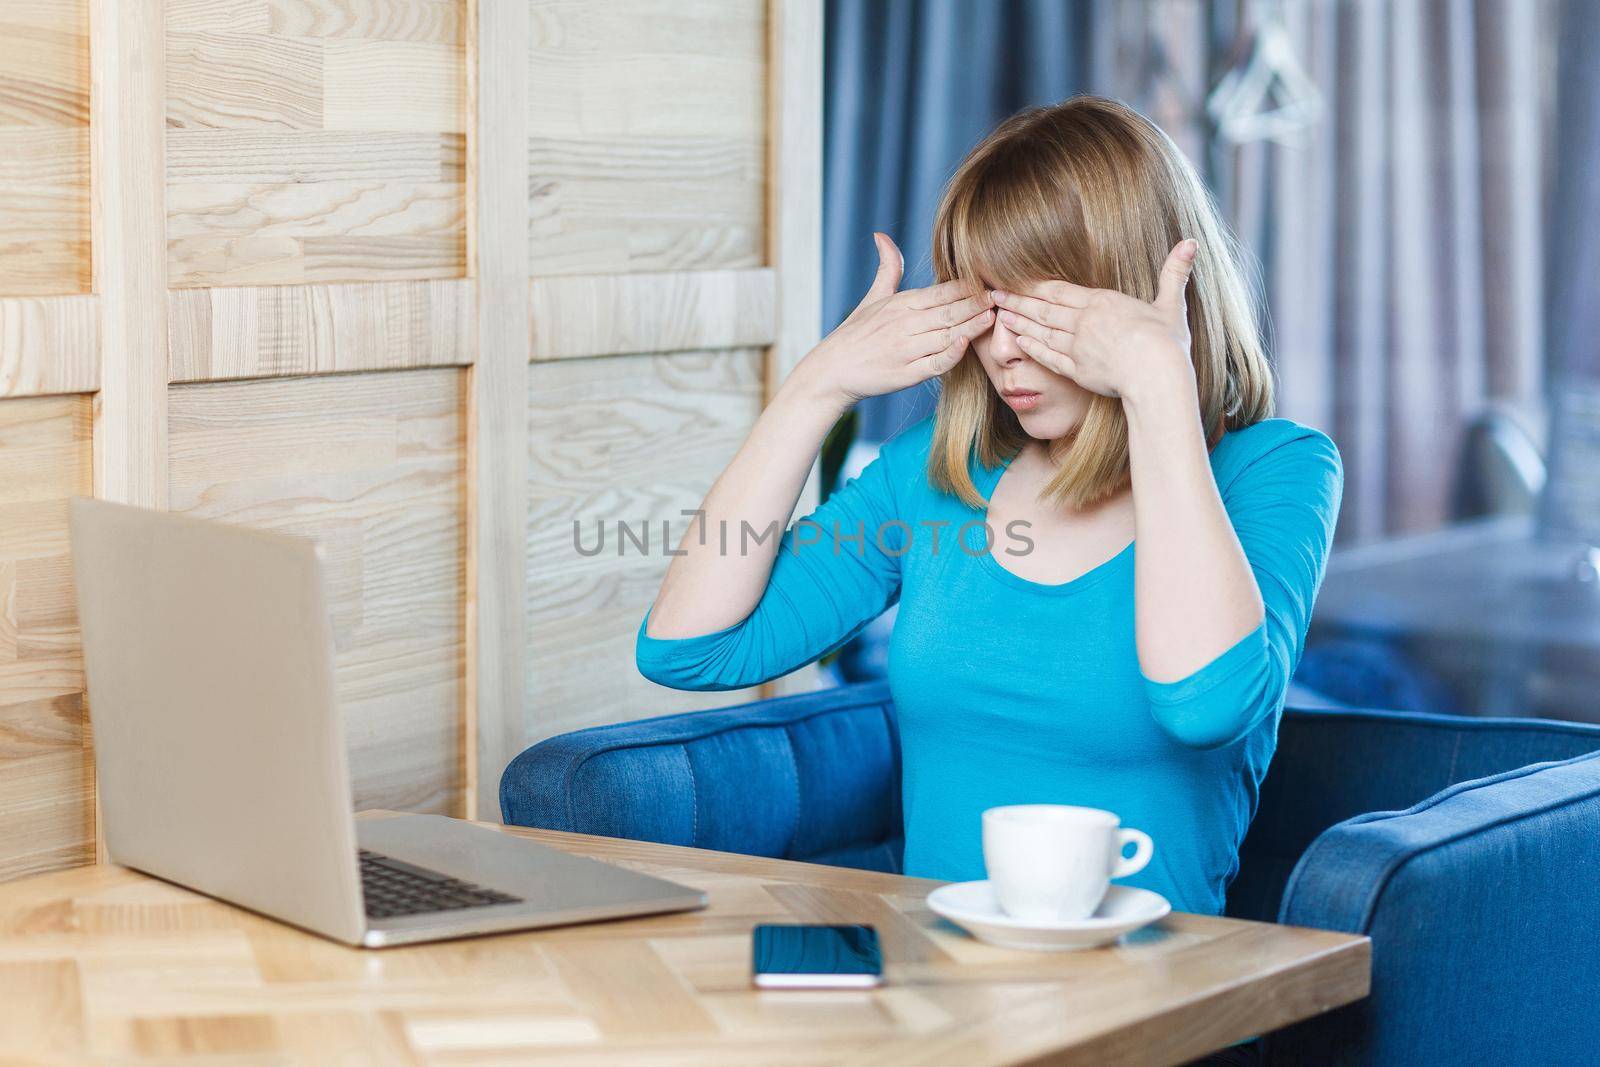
635, 414, 1343, 915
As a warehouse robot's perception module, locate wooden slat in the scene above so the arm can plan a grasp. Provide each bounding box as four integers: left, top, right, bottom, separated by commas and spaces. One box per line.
0, 295, 97, 397
0, 394, 94, 882
167, 279, 475, 383
0, 1, 91, 297
165, 3, 467, 289
465, 0, 531, 820
525, 351, 766, 744
527, 0, 766, 276
90, 0, 167, 510
167, 370, 467, 817
0, 819, 1372, 1065
763, 0, 825, 699
528, 268, 776, 361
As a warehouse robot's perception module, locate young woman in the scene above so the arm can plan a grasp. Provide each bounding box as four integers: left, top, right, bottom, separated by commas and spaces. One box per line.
635, 96, 1343, 930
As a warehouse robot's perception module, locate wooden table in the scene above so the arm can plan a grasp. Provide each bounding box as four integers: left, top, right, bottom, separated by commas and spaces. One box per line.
0, 818, 1370, 1066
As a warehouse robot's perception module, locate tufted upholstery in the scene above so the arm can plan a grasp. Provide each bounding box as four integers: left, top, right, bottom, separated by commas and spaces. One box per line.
500, 681, 904, 872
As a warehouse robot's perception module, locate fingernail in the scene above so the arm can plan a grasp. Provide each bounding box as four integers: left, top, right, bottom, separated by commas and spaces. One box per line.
1181, 238, 1198, 258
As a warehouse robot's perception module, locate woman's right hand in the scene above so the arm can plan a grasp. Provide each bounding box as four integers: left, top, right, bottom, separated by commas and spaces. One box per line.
788, 232, 995, 411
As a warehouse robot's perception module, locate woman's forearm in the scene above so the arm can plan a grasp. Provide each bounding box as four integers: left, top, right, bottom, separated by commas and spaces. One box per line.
644, 370, 851, 639
1122, 367, 1265, 683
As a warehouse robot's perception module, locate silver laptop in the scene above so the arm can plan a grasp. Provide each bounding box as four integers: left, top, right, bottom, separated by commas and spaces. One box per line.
68, 498, 706, 948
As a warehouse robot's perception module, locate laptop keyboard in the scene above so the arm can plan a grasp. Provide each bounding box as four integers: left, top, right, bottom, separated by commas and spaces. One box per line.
359, 849, 523, 920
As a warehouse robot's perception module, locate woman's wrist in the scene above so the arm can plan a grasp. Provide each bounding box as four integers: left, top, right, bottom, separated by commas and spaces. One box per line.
1119, 348, 1199, 423
776, 354, 856, 422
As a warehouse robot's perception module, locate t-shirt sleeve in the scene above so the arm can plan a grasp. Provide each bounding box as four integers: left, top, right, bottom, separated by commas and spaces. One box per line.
1140, 422, 1344, 749
634, 421, 921, 691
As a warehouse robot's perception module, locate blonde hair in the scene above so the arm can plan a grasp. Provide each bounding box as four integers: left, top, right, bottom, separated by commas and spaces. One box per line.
927, 94, 1275, 510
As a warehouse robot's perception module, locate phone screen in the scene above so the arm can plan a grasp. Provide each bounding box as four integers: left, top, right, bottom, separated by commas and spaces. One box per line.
751, 923, 884, 988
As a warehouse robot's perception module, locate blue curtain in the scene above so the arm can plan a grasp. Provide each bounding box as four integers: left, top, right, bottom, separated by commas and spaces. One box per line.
823, 0, 1100, 445
1547, 0, 1600, 385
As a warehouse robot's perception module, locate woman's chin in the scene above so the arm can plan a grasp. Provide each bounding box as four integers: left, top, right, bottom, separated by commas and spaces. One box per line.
1015, 408, 1082, 441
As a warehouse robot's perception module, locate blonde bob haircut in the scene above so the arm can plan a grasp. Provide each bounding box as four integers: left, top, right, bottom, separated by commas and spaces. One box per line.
928, 94, 1275, 510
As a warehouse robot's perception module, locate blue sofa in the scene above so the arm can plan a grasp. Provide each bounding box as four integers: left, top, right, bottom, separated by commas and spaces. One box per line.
500, 679, 1600, 1065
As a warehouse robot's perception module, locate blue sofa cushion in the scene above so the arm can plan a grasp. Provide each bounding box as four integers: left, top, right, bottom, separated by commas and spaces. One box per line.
1226, 707, 1600, 923
1266, 748, 1600, 1066
500, 680, 904, 871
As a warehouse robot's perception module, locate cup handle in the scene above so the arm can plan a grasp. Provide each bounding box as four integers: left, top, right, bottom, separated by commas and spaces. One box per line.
1112, 829, 1153, 879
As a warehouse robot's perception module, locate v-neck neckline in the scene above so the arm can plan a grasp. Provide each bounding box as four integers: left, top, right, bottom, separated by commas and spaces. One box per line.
973, 447, 1136, 596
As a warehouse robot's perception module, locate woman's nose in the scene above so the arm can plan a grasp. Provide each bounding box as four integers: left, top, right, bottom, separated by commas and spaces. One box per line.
990, 321, 1026, 366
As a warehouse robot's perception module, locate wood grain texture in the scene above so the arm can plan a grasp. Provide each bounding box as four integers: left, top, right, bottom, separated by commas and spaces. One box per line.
0, 0, 91, 297
0, 819, 1371, 1065
762, 0, 825, 700
167, 369, 467, 816
167, 278, 474, 382
525, 351, 767, 745
91, 0, 168, 510
528, 268, 775, 362
527, 0, 766, 275
464, 0, 531, 820
0, 394, 94, 883
166, 0, 467, 288
0, 295, 98, 397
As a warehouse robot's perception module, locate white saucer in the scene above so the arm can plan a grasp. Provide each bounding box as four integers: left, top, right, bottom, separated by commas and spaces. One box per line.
926, 881, 1171, 951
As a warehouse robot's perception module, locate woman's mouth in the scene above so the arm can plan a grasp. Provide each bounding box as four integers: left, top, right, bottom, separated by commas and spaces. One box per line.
1002, 390, 1042, 412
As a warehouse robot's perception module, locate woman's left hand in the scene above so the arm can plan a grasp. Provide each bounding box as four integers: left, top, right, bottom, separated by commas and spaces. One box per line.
990, 238, 1198, 401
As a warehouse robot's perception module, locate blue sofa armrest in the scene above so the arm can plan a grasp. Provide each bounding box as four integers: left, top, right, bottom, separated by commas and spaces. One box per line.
499, 680, 904, 872
1265, 748, 1600, 1067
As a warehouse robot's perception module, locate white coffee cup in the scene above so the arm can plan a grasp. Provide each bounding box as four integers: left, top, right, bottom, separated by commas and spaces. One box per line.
981, 804, 1154, 922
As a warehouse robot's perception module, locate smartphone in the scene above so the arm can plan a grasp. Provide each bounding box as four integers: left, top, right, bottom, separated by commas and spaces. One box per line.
751, 923, 885, 989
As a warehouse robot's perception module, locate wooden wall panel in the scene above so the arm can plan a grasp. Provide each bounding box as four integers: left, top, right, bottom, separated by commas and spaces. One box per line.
167, 369, 467, 815
0, 394, 94, 881
465, 0, 532, 819
167, 278, 474, 383
526, 0, 766, 276
528, 269, 775, 362
0, 1, 91, 297
525, 350, 766, 743
0, 295, 98, 398
166, 0, 467, 289
762, 0, 824, 697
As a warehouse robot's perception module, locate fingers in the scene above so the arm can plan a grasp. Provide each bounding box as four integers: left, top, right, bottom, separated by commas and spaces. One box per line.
996, 304, 1076, 350
910, 302, 994, 357
990, 289, 1087, 336
905, 302, 993, 378
1015, 335, 1078, 380
1153, 238, 1198, 319
907, 334, 970, 380
1004, 278, 1093, 309
852, 232, 904, 315
904, 277, 990, 310
909, 288, 994, 334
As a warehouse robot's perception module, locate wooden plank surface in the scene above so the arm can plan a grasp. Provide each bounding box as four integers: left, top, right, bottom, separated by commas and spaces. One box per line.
525, 350, 768, 745
0, 295, 98, 397
0, 394, 94, 883
528, 269, 776, 361
465, 0, 531, 820
762, 0, 824, 700
0, 818, 1371, 1065
167, 369, 467, 816
167, 279, 474, 383
0, 0, 91, 297
526, 0, 766, 276
90, 0, 167, 509
165, 0, 467, 288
